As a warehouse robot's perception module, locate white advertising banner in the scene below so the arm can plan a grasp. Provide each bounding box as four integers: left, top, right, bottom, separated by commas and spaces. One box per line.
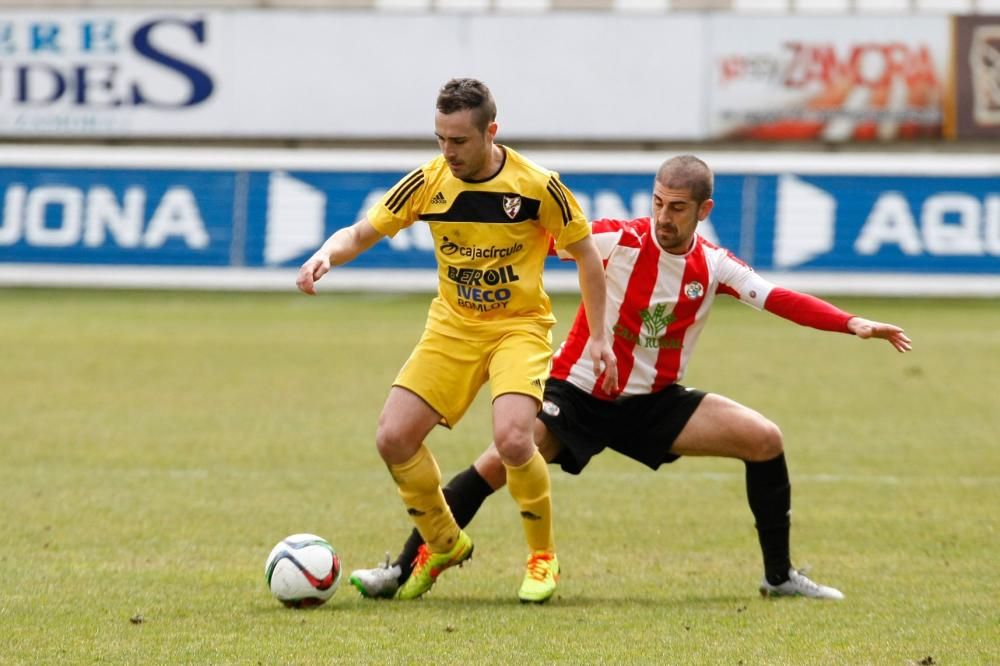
0, 11, 705, 140
707, 15, 950, 142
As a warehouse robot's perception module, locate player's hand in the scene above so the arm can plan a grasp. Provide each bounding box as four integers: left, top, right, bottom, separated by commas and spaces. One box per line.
847, 317, 912, 353
296, 255, 331, 295
591, 338, 619, 395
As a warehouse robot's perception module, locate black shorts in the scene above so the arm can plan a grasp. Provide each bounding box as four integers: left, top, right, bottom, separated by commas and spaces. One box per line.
538, 378, 707, 475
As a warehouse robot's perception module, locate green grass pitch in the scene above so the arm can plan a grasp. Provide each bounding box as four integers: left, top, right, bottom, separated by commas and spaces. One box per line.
1, 288, 997, 664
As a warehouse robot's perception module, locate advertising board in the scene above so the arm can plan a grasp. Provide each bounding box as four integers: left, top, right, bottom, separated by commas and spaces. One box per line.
1, 148, 997, 295
0, 11, 704, 140
707, 15, 948, 142
949, 15, 1000, 139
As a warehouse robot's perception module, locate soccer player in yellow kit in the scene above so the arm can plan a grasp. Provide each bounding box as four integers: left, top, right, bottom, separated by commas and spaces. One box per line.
296, 78, 617, 602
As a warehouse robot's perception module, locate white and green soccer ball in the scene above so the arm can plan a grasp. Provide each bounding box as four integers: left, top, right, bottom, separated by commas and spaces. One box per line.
264, 533, 341, 608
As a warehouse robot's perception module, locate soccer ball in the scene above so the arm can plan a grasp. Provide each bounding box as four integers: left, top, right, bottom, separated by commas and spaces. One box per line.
264, 533, 342, 608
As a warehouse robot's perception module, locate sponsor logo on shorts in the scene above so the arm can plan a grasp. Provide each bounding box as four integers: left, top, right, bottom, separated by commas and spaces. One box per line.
541, 400, 560, 417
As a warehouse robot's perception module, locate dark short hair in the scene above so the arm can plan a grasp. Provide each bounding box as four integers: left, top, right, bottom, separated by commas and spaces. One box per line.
436, 78, 497, 132
656, 155, 714, 204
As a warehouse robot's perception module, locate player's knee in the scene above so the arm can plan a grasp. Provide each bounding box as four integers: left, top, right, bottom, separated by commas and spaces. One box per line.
748, 419, 784, 461
493, 425, 535, 466
375, 420, 416, 463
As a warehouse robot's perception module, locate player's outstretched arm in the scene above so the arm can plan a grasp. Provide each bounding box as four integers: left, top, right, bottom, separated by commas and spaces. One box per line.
847, 317, 913, 353
296, 219, 384, 295
761, 287, 912, 353
563, 235, 619, 394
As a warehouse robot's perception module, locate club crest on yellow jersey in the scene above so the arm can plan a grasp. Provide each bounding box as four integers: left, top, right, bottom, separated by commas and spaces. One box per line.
503, 195, 522, 220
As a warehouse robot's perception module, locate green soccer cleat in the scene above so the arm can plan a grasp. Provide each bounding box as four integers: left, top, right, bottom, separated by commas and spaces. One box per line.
395, 530, 474, 600
518, 551, 559, 603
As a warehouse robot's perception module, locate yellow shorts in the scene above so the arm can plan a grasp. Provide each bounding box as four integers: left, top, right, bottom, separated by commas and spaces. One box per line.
393, 327, 552, 428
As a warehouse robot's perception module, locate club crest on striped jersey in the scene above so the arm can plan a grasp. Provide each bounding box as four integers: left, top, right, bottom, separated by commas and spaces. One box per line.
684, 281, 705, 300
503, 195, 522, 220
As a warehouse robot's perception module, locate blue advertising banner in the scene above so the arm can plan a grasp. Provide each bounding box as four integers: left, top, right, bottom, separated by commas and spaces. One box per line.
0, 167, 235, 265
750, 174, 1000, 274
1, 150, 997, 293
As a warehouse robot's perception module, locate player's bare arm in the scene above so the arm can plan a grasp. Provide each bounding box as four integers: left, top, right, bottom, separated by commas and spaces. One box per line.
296, 219, 385, 295
847, 317, 913, 353
563, 235, 619, 394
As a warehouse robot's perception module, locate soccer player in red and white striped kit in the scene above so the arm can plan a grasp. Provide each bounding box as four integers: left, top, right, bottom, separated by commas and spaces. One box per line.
350, 154, 912, 601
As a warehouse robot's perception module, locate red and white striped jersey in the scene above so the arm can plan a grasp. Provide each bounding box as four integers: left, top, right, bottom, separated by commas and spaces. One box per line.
551, 217, 852, 400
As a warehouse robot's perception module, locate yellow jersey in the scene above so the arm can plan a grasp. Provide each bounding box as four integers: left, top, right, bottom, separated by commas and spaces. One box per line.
367, 146, 590, 340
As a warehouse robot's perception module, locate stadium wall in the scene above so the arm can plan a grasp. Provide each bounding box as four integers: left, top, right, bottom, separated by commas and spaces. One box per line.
1, 146, 998, 296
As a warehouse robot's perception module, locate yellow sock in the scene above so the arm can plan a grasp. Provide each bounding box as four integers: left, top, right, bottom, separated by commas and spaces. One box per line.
505, 450, 555, 553
387, 444, 460, 553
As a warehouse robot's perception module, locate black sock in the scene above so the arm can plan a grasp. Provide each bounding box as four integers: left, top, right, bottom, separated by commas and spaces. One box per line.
745, 453, 792, 586
393, 465, 495, 583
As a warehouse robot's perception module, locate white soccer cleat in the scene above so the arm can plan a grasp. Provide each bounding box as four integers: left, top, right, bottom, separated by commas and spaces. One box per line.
759, 567, 845, 600
348, 553, 402, 599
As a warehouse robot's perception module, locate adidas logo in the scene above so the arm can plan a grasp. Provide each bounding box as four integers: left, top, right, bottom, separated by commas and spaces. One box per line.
431, 191, 447, 205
